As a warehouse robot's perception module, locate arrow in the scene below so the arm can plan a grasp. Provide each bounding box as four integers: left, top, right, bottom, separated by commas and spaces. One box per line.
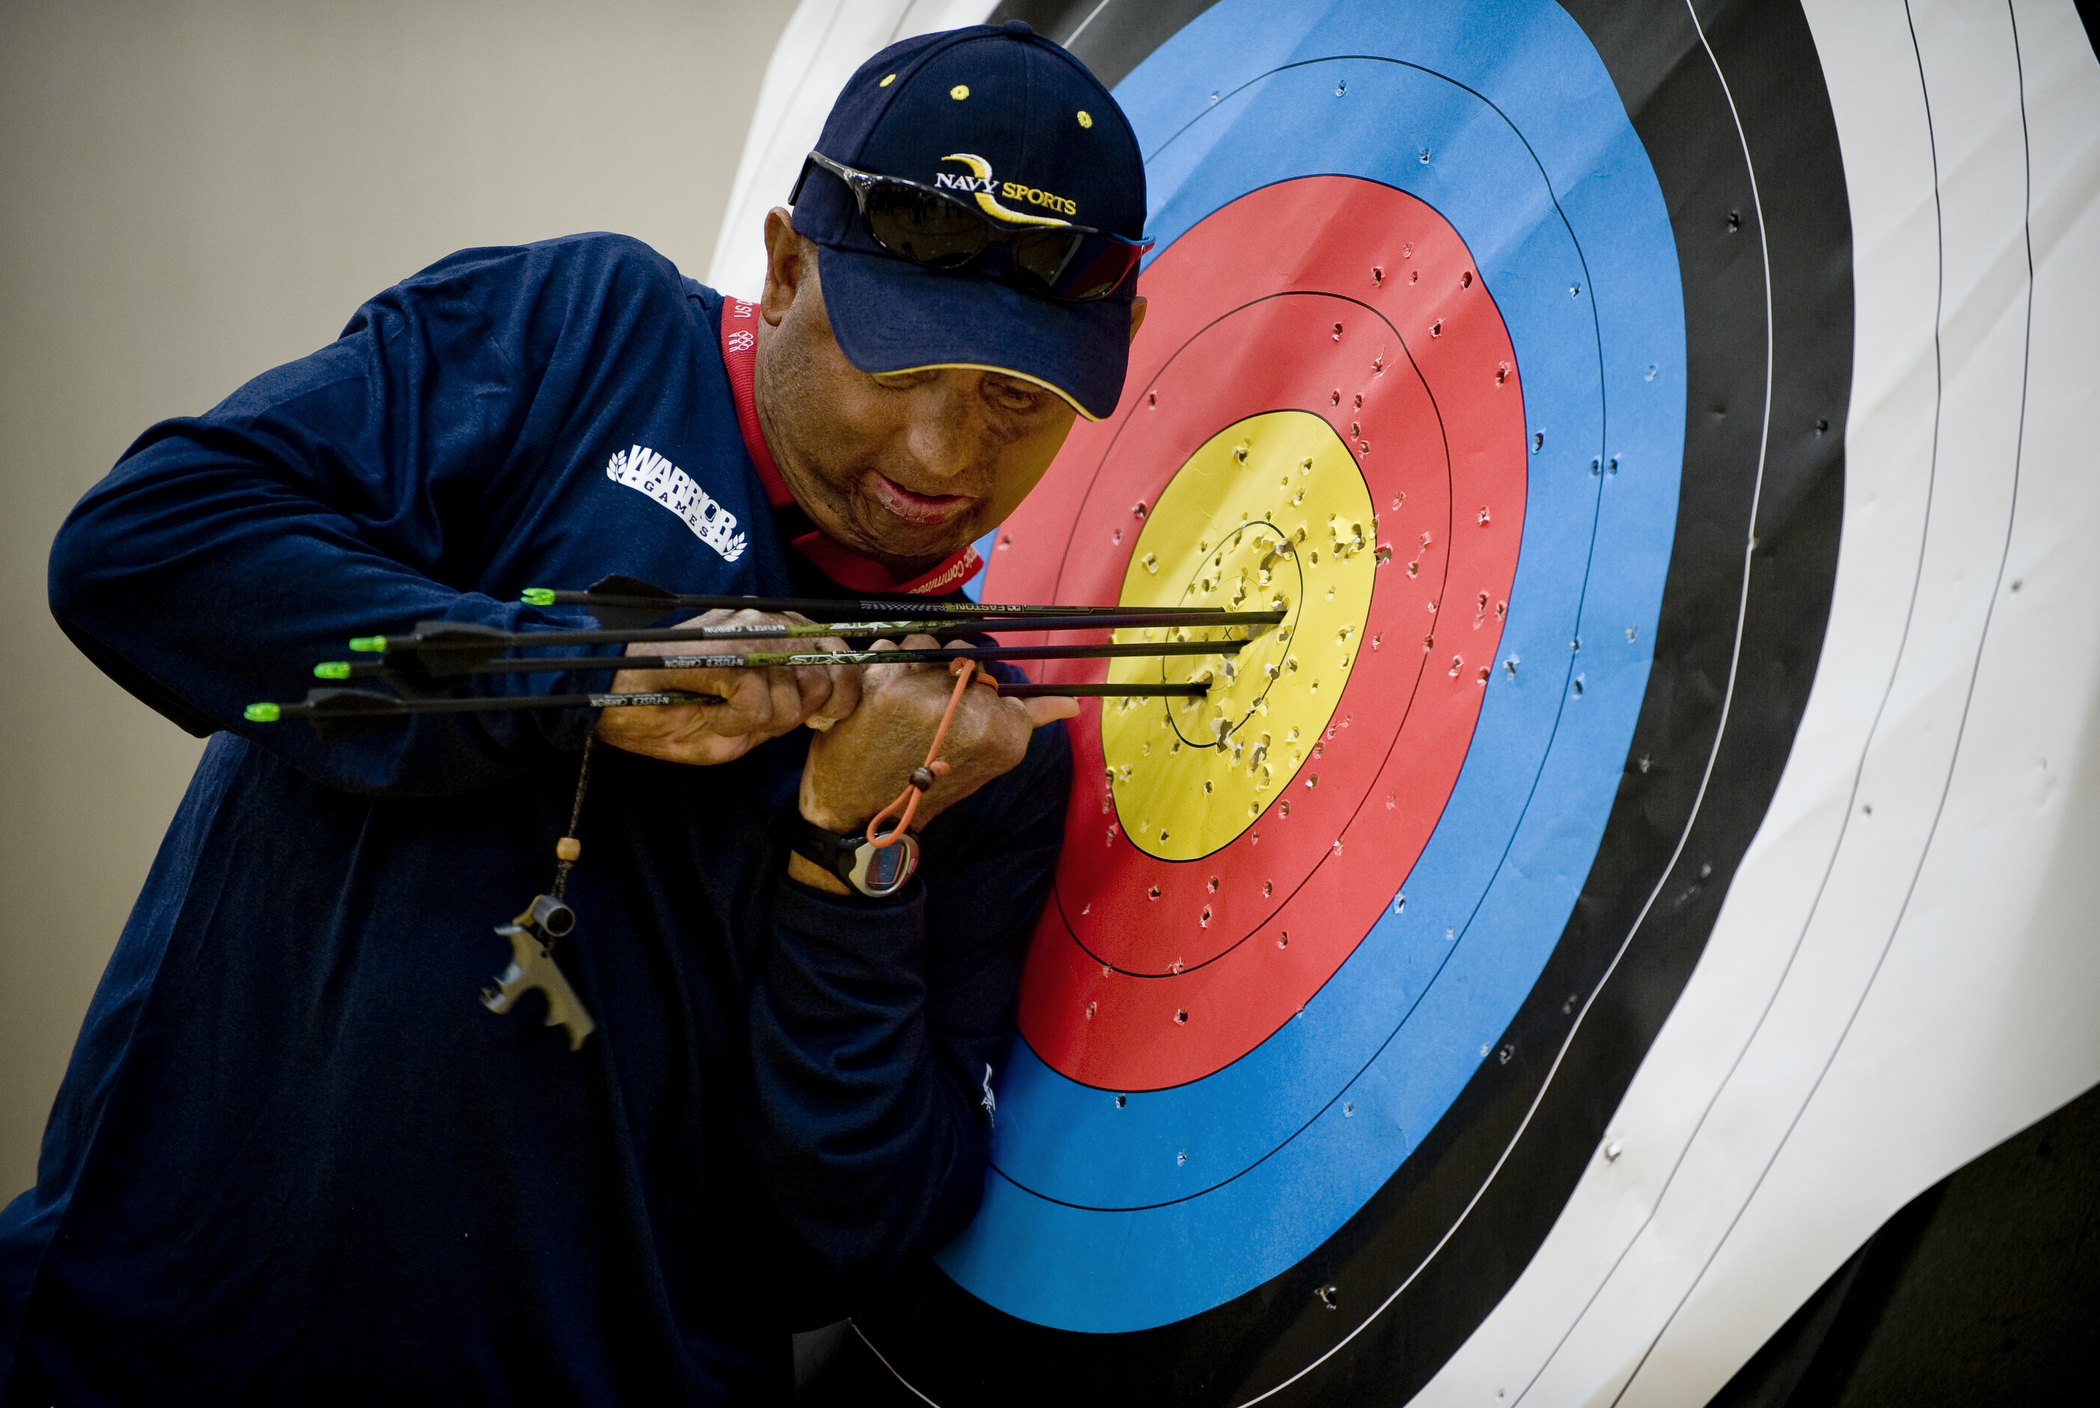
243, 688, 715, 723
520, 573, 1275, 629
245, 679, 1210, 727
320, 636, 1250, 681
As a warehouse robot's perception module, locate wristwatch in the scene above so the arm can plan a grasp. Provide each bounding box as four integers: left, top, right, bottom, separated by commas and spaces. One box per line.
784, 812, 920, 899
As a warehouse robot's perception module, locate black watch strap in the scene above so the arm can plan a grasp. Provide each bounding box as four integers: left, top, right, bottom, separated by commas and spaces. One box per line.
784, 811, 919, 898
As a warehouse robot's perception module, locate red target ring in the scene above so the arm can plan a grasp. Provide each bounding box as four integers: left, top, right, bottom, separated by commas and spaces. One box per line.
987, 177, 1527, 1091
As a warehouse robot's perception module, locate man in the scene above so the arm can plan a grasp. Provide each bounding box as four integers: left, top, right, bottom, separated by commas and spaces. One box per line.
0, 21, 1147, 1404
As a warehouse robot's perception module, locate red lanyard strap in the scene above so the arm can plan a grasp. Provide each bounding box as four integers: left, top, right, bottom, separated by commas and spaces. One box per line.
866, 657, 992, 848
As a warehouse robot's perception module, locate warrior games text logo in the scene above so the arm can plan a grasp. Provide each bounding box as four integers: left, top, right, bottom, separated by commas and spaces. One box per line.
605, 444, 747, 562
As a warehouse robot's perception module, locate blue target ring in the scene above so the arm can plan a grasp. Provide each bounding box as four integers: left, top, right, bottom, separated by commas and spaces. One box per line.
939, 0, 1685, 1333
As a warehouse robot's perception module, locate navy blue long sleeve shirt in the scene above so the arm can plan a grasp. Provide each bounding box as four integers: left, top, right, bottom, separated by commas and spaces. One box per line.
0, 234, 1069, 1405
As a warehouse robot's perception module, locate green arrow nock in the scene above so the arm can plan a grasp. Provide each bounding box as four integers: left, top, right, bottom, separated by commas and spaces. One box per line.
314, 661, 352, 680
521, 587, 556, 606
243, 702, 282, 723
348, 635, 388, 653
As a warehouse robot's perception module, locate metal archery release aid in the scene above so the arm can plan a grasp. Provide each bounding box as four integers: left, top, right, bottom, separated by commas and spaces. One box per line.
481, 894, 595, 1052
481, 739, 597, 1051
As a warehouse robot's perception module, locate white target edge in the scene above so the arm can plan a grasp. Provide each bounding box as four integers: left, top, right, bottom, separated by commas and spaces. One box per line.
1415, 2, 2100, 1404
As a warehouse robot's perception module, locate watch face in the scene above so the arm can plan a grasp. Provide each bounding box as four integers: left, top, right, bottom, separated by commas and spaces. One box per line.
853, 833, 917, 897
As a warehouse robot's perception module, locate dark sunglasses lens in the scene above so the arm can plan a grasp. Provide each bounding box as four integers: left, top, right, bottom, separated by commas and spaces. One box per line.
863, 183, 987, 267
1042, 235, 1144, 301
1006, 230, 1086, 290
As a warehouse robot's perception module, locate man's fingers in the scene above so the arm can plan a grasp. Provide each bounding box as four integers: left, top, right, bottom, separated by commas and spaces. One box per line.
1020, 694, 1080, 727
705, 666, 777, 739
806, 666, 860, 728
855, 636, 912, 694
602, 607, 867, 766
767, 669, 806, 741
790, 664, 834, 720
805, 635, 861, 728
918, 635, 1076, 727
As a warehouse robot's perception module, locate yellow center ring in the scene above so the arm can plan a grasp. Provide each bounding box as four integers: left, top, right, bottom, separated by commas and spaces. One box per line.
1104, 410, 1377, 860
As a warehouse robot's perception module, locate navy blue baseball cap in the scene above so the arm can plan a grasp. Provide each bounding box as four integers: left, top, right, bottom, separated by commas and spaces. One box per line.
788, 21, 1148, 421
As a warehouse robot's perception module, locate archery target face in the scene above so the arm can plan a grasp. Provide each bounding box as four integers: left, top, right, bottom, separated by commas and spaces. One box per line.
957, 1, 1683, 1333
827, 0, 1858, 1400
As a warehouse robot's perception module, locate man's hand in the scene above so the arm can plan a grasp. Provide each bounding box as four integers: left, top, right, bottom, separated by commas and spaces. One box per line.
799, 635, 1077, 834
593, 609, 859, 766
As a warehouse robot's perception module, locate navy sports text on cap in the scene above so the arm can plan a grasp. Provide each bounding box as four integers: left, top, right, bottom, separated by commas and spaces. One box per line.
789, 23, 1148, 421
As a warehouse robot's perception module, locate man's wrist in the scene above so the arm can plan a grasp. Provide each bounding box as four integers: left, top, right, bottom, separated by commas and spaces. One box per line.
798, 785, 874, 835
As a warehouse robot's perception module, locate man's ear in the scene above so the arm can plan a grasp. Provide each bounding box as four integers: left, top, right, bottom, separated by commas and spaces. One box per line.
1128, 295, 1148, 343
759, 208, 807, 327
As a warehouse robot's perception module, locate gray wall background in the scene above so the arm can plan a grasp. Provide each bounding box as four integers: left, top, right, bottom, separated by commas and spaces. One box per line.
0, 0, 798, 1199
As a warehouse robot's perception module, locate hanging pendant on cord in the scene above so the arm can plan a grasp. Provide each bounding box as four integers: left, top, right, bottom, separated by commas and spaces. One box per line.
481, 738, 598, 1051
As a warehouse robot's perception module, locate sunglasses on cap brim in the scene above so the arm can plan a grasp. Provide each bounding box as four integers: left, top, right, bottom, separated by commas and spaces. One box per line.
796, 150, 1152, 303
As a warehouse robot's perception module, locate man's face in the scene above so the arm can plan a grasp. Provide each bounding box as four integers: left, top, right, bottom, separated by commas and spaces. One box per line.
752, 209, 1081, 571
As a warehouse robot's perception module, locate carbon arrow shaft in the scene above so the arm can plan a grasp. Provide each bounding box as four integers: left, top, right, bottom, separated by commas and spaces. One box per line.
248, 689, 716, 722
353, 610, 1277, 657
330, 636, 1243, 679
522, 583, 1260, 623
245, 680, 1207, 724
